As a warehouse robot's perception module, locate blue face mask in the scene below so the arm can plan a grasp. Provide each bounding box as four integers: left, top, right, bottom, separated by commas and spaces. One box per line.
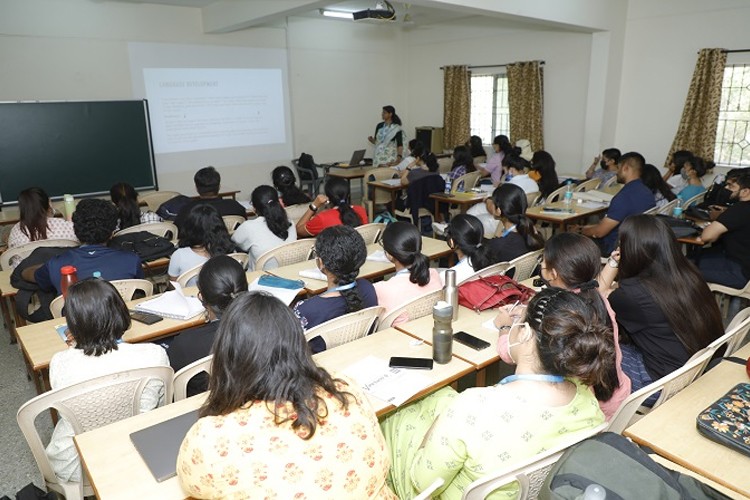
504, 173, 513, 182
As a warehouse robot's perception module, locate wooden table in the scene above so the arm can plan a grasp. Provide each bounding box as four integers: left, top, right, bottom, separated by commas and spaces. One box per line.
624, 343, 750, 498
430, 191, 488, 221
526, 200, 609, 231
367, 179, 403, 214
75, 328, 473, 500
327, 167, 372, 196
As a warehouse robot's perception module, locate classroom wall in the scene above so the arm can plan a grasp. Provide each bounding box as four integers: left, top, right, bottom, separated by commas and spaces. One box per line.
615, 0, 750, 169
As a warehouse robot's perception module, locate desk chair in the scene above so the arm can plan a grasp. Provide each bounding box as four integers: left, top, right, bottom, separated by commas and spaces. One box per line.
139, 191, 181, 213
0, 239, 78, 271
254, 238, 316, 271
113, 221, 178, 241
378, 288, 444, 331
708, 280, 750, 322
507, 249, 543, 282
176, 262, 205, 288
575, 178, 601, 192
451, 171, 482, 193
173, 354, 213, 402
457, 261, 511, 286
17, 366, 174, 500
681, 191, 706, 209
461, 423, 607, 500
50, 279, 155, 319
227, 252, 250, 270
544, 185, 567, 204
285, 203, 310, 224
293, 154, 325, 196
364, 167, 399, 221
222, 215, 246, 235
707, 307, 750, 358
599, 176, 619, 191
657, 199, 679, 215
303, 306, 384, 350
355, 223, 386, 245
525, 191, 541, 208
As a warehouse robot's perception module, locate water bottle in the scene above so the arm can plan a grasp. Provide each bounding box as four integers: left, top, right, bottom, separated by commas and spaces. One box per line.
672, 195, 683, 219
563, 181, 573, 212
60, 266, 78, 298
443, 270, 458, 320
444, 176, 452, 195
63, 194, 75, 221
583, 484, 606, 500
432, 301, 453, 364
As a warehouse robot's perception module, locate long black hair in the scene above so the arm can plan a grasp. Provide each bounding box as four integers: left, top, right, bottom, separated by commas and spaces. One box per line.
178, 203, 236, 256
531, 151, 559, 199
493, 135, 514, 155
324, 177, 363, 227
252, 185, 291, 240
452, 145, 476, 173
66, 279, 131, 357
315, 226, 367, 313
203, 292, 354, 439
110, 182, 141, 229
197, 255, 248, 319
468, 136, 485, 158
642, 164, 676, 202
381, 222, 431, 286
490, 184, 544, 250
17, 187, 51, 241
272, 166, 311, 206
446, 214, 495, 271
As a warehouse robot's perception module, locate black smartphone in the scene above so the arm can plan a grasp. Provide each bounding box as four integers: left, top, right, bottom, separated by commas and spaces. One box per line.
129, 311, 164, 325
389, 356, 434, 370
542, 207, 564, 213
533, 278, 547, 288
453, 331, 491, 351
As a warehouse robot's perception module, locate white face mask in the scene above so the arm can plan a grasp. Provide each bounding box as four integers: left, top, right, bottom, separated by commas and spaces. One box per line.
499, 321, 532, 364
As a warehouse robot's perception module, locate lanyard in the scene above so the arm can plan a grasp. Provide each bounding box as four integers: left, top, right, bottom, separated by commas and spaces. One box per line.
498, 374, 565, 385
501, 224, 517, 238
324, 281, 357, 294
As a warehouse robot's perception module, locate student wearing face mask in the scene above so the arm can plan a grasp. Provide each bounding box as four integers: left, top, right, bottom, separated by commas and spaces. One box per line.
585, 148, 620, 184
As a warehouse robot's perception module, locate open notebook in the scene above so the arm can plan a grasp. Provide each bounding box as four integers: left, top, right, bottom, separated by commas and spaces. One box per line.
133, 282, 205, 320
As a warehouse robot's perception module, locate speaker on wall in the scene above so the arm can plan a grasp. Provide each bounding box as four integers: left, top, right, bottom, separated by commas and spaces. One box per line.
415, 127, 443, 154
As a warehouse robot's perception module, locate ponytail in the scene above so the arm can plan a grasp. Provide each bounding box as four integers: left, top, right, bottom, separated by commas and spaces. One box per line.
382, 221, 432, 287
409, 253, 430, 286
252, 185, 291, 240
325, 177, 363, 228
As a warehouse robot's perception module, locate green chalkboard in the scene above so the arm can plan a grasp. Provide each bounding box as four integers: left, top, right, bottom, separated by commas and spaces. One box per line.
0, 100, 157, 204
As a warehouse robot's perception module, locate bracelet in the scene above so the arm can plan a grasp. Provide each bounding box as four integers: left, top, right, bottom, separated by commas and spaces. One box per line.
308, 203, 318, 213
607, 256, 619, 268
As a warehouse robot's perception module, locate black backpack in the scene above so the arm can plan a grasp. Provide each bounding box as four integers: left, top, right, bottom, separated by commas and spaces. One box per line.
11, 247, 70, 322
654, 214, 700, 238
108, 231, 175, 262
156, 195, 191, 221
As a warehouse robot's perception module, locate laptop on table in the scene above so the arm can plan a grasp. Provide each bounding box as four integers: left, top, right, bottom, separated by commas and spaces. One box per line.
336, 149, 366, 167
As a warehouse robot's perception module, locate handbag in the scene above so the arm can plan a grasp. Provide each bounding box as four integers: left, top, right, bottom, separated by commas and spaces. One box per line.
458, 275, 535, 312
696, 382, 750, 458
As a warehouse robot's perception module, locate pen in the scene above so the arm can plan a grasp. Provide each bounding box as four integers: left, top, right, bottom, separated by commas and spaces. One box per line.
507, 300, 520, 314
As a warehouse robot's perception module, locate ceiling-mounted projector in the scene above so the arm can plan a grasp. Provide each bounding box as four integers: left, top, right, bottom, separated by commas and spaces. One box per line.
353, 0, 396, 21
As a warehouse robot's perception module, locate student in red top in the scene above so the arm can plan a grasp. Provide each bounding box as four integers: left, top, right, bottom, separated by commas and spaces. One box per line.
296, 176, 368, 237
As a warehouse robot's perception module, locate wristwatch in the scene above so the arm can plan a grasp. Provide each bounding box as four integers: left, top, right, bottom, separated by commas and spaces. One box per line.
308, 203, 318, 212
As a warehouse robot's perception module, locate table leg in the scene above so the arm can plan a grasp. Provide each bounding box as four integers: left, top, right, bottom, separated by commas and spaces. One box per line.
476, 368, 487, 388
1, 295, 17, 343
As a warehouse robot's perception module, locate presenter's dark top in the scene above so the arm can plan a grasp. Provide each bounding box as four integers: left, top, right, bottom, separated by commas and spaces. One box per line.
716, 200, 750, 279
174, 198, 246, 230
35, 244, 144, 295
602, 179, 655, 254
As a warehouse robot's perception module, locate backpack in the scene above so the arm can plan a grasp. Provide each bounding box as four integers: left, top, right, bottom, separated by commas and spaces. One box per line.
654, 214, 700, 239
540, 432, 731, 500
11, 247, 70, 322
108, 231, 175, 262
156, 195, 191, 221
458, 275, 535, 312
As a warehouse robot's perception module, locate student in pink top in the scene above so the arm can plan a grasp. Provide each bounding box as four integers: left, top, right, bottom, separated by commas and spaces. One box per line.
495, 232, 629, 420
374, 222, 442, 326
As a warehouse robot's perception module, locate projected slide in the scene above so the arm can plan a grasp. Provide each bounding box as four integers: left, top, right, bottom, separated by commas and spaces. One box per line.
144, 68, 286, 154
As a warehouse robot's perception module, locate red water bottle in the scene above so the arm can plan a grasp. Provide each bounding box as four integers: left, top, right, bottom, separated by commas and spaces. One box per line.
60, 266, 78, 298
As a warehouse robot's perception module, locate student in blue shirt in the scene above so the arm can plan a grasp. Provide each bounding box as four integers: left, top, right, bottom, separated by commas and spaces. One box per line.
677, 156, 707, 206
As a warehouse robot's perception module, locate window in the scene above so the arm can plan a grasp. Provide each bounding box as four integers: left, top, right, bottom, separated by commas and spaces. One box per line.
470, 74, 509, 144
714, 64, 750, 167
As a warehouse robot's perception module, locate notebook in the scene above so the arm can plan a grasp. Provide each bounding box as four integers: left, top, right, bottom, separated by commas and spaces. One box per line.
337, 149, 366, 167
130, 409, 200, 482
133, 282, 205, 320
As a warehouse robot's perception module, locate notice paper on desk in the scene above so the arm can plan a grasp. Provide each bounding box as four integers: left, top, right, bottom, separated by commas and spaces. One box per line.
343, 355, 430, 407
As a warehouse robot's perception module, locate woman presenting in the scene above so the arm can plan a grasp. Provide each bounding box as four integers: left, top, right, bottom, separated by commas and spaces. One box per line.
368, 105, 404, 167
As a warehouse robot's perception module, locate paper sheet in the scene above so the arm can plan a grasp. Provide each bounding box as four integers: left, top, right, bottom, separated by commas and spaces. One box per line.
299, 268, 327, 281
380, 178, 402, 186
367, 250, 391, 263
247, 278, 302, 306
342, 356, 432, 407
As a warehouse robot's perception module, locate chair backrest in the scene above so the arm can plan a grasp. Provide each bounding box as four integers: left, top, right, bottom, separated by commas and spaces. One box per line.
437, 156, 453, 174
173, 354, 213, 402
709, 307, 750, 357
176, 262, 205, 288
365, 167, 399, 205
607, 346, 716, 434
16, 366, 174, 500
304, 306, 384, 349
110, 278, 154, 301
0, 239, 78, 271
656, 198, 679, 215
525, 191, 541, 207
574, 178, 601, 192
643, 205, 659, 215
599, 175, 619, 190
139, 191, 181, 212
255, 238, 316, 270
227, 252, 250, 270
114, 221, 178, 241
545, 185, 567, 204
285, 203, 310, 223
507, 249, 543, 282
50, 295, 65, 319
378, 288, 444, 331
355, 223, 386, 245
222, 215, 246, 234
681, 191, 706, 209
457, 261, 511, 286
451, 171, 481, 192
461, 423, 608, 500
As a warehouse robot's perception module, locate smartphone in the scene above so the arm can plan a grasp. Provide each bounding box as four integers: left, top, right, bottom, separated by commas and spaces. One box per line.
453, 331, 491, 351
389, 356, 434, 370
542, 207, 564, 213
129, 311, 164, 325
533, 278, 547, 288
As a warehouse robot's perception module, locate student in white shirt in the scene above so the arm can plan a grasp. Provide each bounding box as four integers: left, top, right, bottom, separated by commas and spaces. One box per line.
505, 152, 540, 195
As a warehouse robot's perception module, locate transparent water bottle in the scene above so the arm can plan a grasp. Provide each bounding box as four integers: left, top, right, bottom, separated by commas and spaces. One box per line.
563, 181, 573, 212
432, 301, 453, 364
672, 195, 683, 219
444, 176, 452, 195
63, 194, 75, 221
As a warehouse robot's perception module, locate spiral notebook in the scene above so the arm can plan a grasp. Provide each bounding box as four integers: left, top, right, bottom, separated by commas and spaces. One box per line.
133, 282, 204, 320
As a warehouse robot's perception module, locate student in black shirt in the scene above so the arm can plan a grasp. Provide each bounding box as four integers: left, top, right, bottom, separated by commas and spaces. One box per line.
174, 166, 246, 230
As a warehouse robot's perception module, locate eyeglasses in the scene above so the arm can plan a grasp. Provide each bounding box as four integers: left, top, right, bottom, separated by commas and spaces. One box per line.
310, 248, 318, 260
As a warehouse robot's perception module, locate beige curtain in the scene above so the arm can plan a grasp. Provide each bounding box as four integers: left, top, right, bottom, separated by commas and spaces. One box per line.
666, 48, 726, 165
443, 65, 471, 151
507, 60, 544, 151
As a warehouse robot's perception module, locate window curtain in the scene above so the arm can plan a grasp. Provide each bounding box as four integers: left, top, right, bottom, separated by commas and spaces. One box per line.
507, 60, 544, 151
666, 48, 727, 165
443, 65, 471, 151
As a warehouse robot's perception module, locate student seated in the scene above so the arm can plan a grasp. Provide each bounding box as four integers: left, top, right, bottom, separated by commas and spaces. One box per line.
641, 164, 677, 208
485, 183, 544, 263
397, 143, 440, 187
467, 135, 487, 168
173, 166, 246, 230
232, 185, 297, 270
47, 279, 169, 483
504, 150, 539, 195
177, 292, 396, 499
8, 187, 77, 265
676, 156, 707, 206
445, 145, 475, 191
381, 288, 610, 500
662, 149, 693, 193
585, 148, 620, 184
374, 222, 442, 323
296, 176, 368, 238
293, 225, 377, 352
600, 215, 723, 394
22, 199, 143, 295
443, 214, 498, 283
167, 255, 247, 397
530, 150, 560, 203
272, 165, 311, 207
109, 181, 161, 230
168, 203, 237, 284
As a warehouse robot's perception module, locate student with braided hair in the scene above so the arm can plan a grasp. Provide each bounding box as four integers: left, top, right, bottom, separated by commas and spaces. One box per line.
486, 183, 545, 262
293, 226, 377, 353
296, 176, 368, 238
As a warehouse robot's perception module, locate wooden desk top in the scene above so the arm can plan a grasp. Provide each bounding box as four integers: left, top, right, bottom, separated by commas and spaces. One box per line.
327, 168, 369, 179
526, 200, 608, 224
624, 345, 750, 498
75, 328, 473, 500
429, 191, 488, 205
368, 180, 403, 191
